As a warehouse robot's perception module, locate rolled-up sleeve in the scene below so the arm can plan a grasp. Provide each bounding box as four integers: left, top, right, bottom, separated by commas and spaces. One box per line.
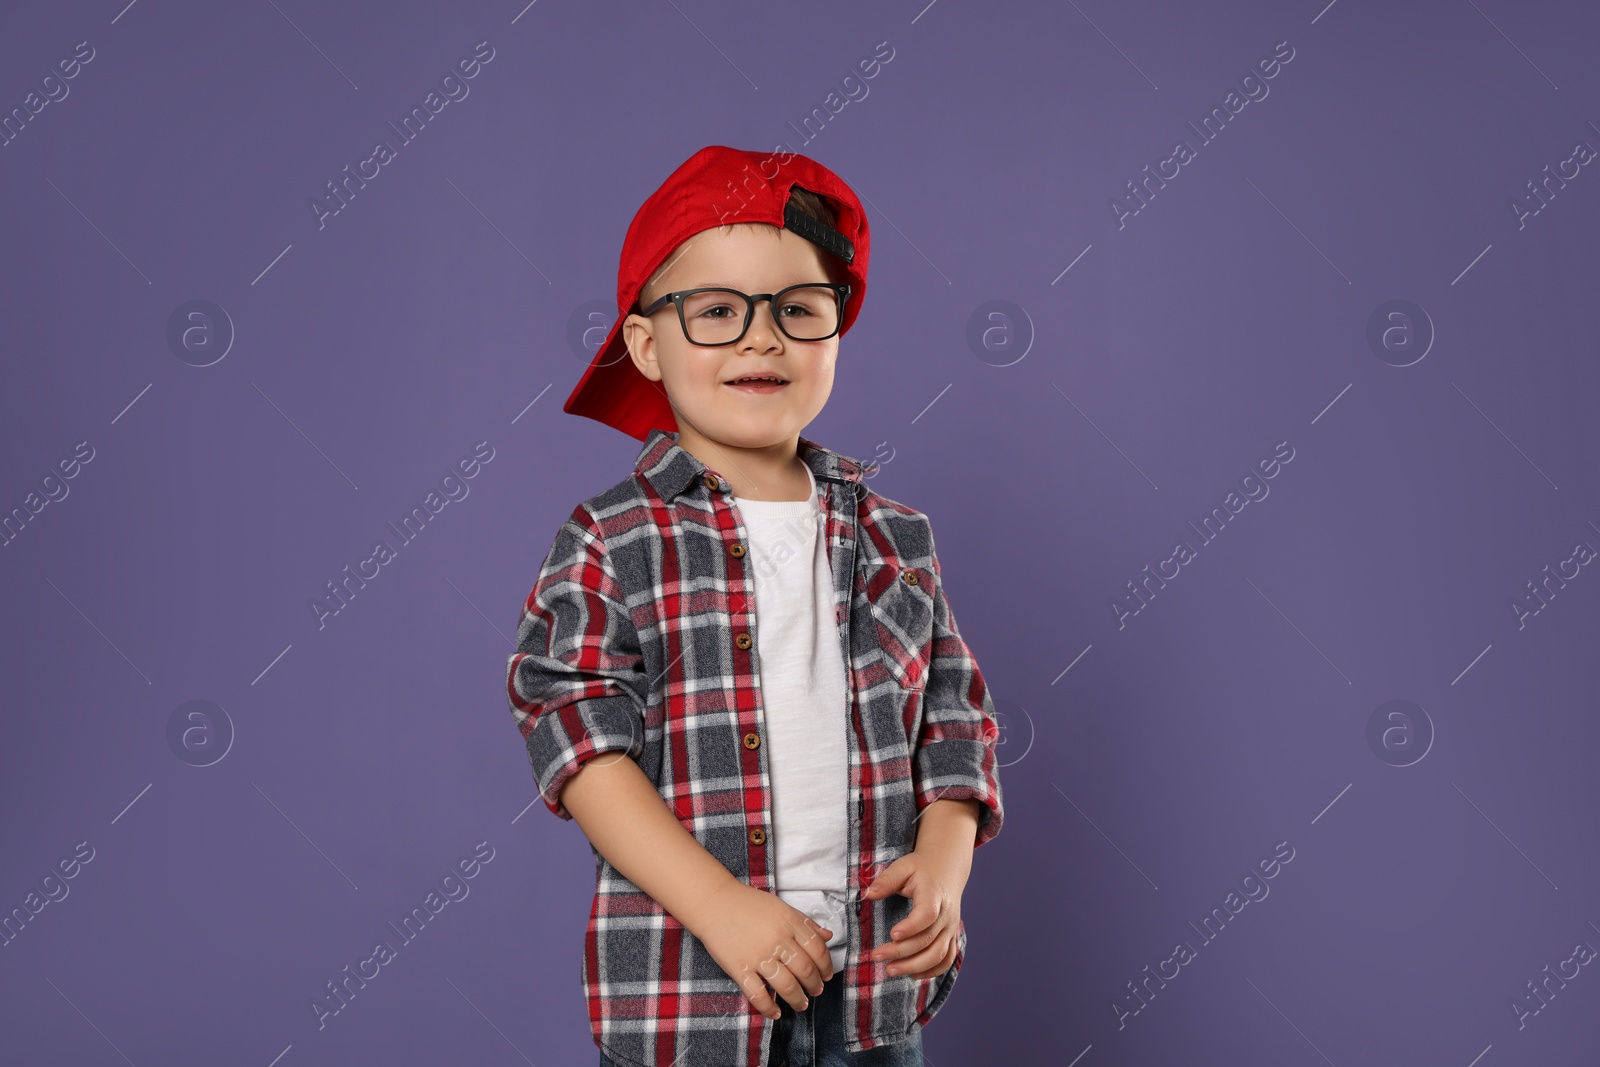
912, 527, 1005, 848
506, 510, 649, 821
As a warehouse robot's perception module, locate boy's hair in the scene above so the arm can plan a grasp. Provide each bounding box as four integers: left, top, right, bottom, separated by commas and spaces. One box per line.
636, 185, 845, 312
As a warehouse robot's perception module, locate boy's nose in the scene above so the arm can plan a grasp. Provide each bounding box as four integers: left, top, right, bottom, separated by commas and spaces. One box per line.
742, 300, 783, 348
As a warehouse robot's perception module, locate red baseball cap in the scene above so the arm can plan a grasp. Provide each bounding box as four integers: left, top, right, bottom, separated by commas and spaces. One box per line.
563, 145, 872, 441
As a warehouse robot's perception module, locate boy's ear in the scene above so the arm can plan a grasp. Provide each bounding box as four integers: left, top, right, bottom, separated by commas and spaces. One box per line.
623, 314, 663, 382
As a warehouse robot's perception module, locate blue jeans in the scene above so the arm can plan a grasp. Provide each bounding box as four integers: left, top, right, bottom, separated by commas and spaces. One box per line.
600, 969, 925, 1066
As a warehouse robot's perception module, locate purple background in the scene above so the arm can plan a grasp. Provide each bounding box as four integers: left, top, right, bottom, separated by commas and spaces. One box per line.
4, 0, 1599, 1063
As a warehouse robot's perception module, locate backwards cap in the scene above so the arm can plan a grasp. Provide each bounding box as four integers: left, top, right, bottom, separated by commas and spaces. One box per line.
563, 145, 872, 441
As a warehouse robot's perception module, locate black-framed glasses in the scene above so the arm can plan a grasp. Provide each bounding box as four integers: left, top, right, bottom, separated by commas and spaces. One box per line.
639, 283, 851, 346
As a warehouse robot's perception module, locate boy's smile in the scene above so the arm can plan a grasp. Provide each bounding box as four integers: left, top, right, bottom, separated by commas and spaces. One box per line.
622, 224, 844, 500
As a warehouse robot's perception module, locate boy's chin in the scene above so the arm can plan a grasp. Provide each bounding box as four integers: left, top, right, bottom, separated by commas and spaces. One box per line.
693, 411, 808, 449
709, 426, 801, 450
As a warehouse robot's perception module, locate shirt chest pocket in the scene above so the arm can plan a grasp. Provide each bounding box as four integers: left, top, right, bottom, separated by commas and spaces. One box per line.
858, 561, 937, 691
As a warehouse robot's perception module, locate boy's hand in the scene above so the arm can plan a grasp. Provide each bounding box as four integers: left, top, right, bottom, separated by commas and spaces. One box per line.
863, 847, 966, 980
695, 879, 835, 1021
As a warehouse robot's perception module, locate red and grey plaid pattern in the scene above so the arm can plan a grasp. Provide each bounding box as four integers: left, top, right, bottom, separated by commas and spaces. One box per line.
506, 427, 1004, 1067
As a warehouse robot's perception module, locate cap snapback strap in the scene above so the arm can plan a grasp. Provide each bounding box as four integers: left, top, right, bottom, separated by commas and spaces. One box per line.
784, 200, 855, 265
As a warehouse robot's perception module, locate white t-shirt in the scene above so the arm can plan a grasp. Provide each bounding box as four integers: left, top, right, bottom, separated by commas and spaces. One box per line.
733, 461, 851, 975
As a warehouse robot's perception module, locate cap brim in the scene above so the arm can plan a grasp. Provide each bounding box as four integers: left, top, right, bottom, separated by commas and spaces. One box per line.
562, 313, 677, 441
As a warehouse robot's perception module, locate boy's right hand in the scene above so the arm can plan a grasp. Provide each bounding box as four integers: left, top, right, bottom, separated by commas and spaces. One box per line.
694, 879, 836, 1021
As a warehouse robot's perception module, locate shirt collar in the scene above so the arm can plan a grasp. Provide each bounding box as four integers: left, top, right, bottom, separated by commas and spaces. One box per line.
634, 427, 875, 502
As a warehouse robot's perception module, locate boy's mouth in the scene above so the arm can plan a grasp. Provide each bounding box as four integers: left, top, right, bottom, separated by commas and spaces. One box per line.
724, 373, 789, 394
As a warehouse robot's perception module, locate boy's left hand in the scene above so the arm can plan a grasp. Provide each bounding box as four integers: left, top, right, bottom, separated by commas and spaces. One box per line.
862, 848, 967, 980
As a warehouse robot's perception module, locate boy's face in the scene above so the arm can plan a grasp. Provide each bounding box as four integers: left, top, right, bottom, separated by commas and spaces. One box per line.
622, 224, 841, 453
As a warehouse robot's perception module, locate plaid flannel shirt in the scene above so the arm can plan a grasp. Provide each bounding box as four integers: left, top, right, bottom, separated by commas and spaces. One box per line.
506, 428, 1004, 1067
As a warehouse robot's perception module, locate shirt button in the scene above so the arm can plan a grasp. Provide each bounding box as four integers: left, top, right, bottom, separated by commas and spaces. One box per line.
902, 571, 919, 586
729, 542, 746, 558
705, 474, 721, 491
735, 632, 752, 649
749, 827, 767, 845
743, 732, 761, 749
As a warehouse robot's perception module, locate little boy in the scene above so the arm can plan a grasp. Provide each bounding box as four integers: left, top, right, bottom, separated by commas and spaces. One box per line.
505, 145, 1004, 1067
